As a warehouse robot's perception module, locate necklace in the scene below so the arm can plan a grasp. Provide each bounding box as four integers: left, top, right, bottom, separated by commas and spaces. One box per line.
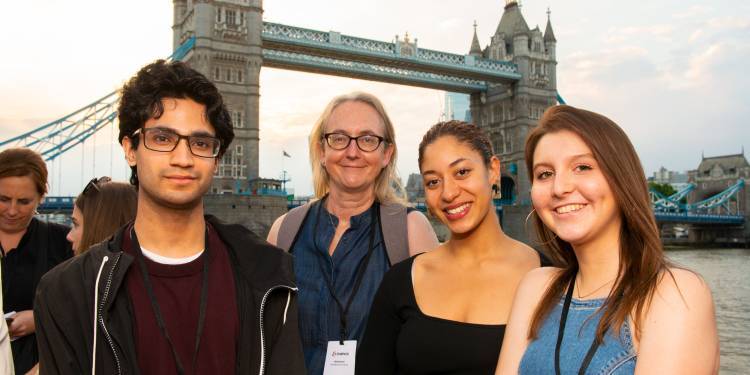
575, 274, 616, 299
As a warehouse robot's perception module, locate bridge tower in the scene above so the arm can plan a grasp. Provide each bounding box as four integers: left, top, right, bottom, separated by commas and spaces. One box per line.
469, 0, 558, 205
172, 0, 263, 193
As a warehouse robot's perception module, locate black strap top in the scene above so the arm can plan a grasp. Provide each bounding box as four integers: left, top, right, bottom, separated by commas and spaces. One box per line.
357, 256, 505, 375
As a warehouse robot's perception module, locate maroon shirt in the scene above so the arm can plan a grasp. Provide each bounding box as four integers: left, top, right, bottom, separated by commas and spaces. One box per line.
123, 224, 239, 375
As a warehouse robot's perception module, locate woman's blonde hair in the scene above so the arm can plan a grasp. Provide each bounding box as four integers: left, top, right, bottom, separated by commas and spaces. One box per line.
308, 92, 406, 204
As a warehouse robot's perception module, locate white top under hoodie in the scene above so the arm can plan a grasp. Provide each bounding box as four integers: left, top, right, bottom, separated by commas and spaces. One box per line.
0, 265, 14, 375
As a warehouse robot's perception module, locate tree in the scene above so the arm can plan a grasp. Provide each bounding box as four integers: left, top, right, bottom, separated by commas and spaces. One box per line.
648, 182, 676, 197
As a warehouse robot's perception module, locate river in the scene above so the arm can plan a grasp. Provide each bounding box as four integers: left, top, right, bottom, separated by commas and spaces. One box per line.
667, 248, 749, 374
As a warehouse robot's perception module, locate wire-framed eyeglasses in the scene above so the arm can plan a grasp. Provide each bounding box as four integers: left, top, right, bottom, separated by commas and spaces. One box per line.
132, 128, 222, 158
83, 176, 112, 196
323, 132, 386, 152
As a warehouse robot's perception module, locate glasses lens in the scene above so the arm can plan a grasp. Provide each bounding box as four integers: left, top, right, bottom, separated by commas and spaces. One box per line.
144, 129, 178, 151
189, 136, 221, 157
327, 134, 351, 150
357, 135, 381, 151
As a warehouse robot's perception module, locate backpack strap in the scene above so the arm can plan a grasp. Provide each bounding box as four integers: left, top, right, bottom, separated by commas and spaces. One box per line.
277, 201, 315, 252
379, 202, 409, 265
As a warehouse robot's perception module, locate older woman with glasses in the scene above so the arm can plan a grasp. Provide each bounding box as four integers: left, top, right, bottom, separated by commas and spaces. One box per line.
66, 177, 137, 254
0, 148, 72, 375
267, 92, 439, 374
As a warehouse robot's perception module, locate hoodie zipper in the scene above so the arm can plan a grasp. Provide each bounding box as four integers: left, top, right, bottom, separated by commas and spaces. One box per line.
258, 285, 298, 375
97, 253, 123, 375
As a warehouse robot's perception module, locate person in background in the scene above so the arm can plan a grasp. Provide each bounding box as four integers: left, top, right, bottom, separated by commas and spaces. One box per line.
1, 265, 14, 375
496, 105, 719, 374
0, 148, 72, 375
267, 92, 439, 374
66, 177, 137, 254
356, 121, 546, 374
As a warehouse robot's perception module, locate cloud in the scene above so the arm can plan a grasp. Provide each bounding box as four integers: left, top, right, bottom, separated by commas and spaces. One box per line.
684, 43, 725, 82
706, 16, 750, 30
672, 5, 712, 19
438, 18, 464, 30
688, 29, 704, 43
603, 25, 675, 44
561, 46, 653, 95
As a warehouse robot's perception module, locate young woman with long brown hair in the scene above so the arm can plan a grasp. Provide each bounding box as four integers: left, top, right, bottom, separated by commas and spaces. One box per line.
496, 105, 719, 374
66, 177, 137, 254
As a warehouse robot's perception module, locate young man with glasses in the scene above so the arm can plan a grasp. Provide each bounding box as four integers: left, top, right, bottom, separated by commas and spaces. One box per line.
35, 60, 305, 375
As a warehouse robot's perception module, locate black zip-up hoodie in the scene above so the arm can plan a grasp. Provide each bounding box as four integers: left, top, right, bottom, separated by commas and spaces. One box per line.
34, 216, 306, 375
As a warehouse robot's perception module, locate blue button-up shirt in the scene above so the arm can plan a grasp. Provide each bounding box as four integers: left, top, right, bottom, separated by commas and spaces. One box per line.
291, 201, 390, 375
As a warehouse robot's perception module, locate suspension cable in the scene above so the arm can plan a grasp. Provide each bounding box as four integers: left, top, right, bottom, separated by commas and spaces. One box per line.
81, 140, 85, 190
110, 120, 114, 177
92, 130, 97, 178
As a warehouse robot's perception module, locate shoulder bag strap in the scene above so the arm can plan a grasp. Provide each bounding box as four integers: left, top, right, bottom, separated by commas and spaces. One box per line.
378, 202, 409, 265
277, 202, 314, 252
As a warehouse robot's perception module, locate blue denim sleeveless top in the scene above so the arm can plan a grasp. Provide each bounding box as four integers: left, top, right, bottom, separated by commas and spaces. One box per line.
519, 296, 636, 374
291, 201, 390, 375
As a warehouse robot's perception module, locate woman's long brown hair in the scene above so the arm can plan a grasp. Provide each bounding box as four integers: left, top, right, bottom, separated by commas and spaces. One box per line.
525, 105, 672, 344
76, 181, 137, 253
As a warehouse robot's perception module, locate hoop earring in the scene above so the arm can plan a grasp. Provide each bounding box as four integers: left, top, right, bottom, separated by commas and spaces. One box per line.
524, 208, 558, 246
492, 183, 501, 199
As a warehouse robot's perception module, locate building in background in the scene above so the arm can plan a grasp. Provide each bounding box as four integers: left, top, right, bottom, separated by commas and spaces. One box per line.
651, 166, 690, 192
405, 173, 425, 203
442, 92, 471, 122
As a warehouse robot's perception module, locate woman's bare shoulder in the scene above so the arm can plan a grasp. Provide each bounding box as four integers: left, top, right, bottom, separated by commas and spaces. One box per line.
650, 266, 713, 311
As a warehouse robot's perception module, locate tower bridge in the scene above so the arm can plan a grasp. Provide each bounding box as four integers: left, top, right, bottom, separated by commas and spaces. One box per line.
3, 1, 746, 242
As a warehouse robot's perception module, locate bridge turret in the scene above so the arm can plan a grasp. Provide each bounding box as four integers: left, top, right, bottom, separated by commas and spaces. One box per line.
543, 8, 558, 91
468, 21, 483, 56
544, 8, 557, 59
470, 1, 560, 210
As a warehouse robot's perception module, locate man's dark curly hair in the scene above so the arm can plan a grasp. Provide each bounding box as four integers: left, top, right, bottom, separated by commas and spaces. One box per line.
118, 59, 234, 188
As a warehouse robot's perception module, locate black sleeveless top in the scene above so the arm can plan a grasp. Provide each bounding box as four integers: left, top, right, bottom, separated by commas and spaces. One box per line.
356, 256, 506, 375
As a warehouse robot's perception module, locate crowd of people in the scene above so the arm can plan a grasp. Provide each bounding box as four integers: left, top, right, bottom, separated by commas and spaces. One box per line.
0, 60, 719, 374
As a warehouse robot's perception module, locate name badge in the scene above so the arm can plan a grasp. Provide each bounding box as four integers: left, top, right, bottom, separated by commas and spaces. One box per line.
323, 340, 356, 375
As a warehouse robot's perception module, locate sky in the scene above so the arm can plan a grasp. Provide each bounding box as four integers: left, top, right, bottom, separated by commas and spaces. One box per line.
0, 0, 748, 196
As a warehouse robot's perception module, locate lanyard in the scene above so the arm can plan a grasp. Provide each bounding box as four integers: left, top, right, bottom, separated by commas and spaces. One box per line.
554, 274, 602, 375
312, 198, 380, 344
130, 226, 210, 375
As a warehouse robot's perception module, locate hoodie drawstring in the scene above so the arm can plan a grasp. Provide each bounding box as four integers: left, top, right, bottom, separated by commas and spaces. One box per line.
282, 290, 292, 325
92, 256, 109, 375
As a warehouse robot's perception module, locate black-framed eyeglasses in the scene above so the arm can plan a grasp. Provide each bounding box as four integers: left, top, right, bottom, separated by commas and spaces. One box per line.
323, 132, 386, 152
83, 176, 111, 196
132, 128, 222, 158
